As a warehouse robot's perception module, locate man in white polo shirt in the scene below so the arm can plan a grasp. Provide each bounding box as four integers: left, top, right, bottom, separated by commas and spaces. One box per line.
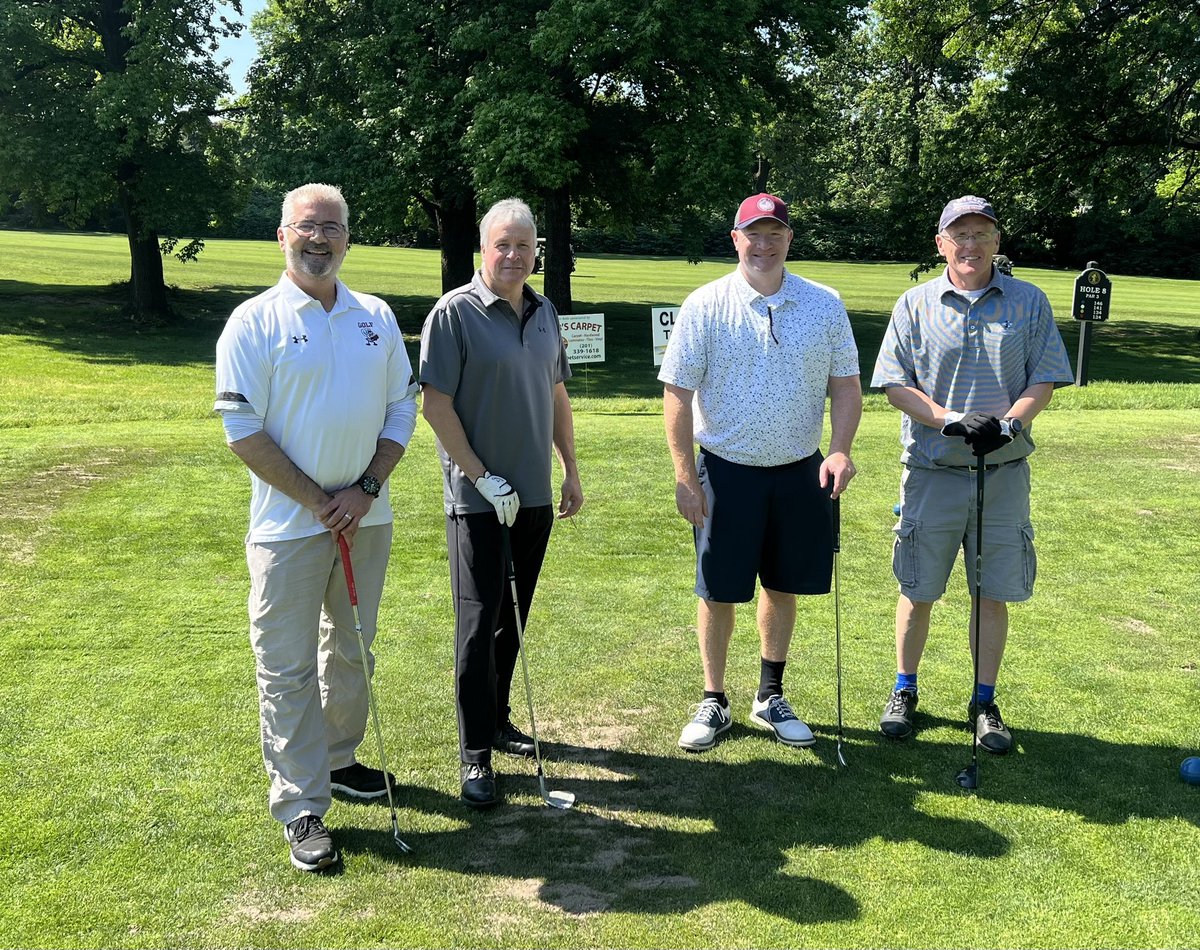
214, 183, 418, 872
659, 192, 862, 753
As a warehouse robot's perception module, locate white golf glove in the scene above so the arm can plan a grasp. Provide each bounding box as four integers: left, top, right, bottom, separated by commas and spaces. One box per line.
474, 471, 520, 526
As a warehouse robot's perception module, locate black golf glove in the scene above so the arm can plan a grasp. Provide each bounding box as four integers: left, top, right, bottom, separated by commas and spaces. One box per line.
942, 411, 1010, 457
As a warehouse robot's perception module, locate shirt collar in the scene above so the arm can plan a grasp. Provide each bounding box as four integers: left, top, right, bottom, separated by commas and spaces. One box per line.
733, 267, 799, 305
276, 272, 355, 315
471, 269, 540, 313
935, 264, 1006, 302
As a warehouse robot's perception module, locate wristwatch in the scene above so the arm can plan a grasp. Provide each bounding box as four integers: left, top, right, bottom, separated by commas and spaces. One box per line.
1002, 417, 1023, 438
357, 474, 381, 498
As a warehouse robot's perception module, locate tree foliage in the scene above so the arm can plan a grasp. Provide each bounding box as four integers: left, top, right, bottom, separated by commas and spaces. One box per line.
0, 0, 245, 321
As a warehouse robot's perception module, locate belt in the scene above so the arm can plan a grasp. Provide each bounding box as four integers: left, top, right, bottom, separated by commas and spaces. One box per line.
940, 458, 1024, 472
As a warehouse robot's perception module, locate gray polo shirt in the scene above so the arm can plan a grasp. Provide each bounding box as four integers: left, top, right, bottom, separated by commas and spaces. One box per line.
419, 271, 571, 515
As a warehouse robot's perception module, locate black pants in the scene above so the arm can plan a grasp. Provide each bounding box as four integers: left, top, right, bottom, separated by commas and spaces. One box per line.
447, 505, 554, 765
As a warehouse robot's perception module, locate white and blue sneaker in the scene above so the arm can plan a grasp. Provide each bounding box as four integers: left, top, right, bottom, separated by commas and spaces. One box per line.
749, 694, 815, 747
678, 697, 732, 751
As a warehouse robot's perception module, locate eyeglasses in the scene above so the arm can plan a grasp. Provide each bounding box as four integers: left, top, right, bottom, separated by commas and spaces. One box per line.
285, 221, 347, 239
942, 229, 998, 246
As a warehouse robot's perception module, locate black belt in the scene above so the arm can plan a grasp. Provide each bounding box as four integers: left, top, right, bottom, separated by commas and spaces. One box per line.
939, 458, 1024, 472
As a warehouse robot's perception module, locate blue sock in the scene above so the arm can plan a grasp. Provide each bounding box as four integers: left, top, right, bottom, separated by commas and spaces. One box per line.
972, 682, 996, 705
895, 672, 918, 694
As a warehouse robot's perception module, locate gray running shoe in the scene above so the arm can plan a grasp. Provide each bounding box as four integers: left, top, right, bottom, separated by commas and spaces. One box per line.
969, 700, 1012, 754
880, 688, 919, 739
284, 815, 337, 872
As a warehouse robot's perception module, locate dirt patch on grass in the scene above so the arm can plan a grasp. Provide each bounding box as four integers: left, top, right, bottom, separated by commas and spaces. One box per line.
224, 887, 319, 925
0, 453, 127, 565
1113, 616, 1157, 636
489, 876, 612, 919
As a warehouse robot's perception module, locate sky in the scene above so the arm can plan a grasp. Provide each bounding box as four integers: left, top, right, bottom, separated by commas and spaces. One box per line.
214, 0, 267, 96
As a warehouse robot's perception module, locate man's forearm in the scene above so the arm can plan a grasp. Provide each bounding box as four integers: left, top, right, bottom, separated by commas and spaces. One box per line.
363, 438, 405, 485
228, 430, 330, 513
551, 383, 579, 478
663, 384, 699, 484
421, 386, 487, 482
827, 375, 863, 456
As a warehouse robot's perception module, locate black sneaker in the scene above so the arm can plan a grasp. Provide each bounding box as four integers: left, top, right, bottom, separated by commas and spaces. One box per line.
460, 763, 499, 808
969, 700, 1012, 754
283, 815, 338, 872
880, 688, 919, 739
331, 761, 395, 800
493, 719, 536, 757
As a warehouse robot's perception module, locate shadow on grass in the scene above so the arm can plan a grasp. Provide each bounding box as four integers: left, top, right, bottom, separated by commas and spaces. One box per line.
331, 725, 1197, 923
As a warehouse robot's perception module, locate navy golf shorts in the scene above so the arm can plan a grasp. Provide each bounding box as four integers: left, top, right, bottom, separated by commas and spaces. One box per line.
693, 448, 834, 603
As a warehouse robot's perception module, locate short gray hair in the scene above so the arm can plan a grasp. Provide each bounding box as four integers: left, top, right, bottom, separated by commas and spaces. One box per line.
281, 183, 349, 229
479, 198, 537, 247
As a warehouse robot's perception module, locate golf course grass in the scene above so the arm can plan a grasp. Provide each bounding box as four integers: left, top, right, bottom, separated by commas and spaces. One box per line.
1, 230, 1198, 948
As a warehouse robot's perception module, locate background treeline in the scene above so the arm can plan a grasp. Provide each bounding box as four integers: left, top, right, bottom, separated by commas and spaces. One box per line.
2, 0, 1197, 322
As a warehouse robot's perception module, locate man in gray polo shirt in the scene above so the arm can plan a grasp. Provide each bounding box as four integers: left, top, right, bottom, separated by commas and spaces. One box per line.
419, 197, 584, 808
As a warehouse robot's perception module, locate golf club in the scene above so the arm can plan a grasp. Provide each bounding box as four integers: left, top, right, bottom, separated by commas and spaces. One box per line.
499, 525, 575, 810
831, 488, 847, 767
956, 457, 986, 791
338, 534, 414, 852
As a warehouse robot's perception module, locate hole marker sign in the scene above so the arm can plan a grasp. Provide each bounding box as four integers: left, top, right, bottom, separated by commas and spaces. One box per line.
559, 314, 605, 364
651, 306, 678, 366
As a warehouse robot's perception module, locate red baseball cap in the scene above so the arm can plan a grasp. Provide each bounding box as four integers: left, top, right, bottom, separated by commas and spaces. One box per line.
734, 193, 790, 230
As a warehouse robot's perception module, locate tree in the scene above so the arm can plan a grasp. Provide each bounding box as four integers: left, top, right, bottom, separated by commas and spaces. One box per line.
0, 1, 245, 321
243, 0, 858, 309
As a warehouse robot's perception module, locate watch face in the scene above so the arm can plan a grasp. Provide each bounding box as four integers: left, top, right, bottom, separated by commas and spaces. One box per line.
1009, 418, 1023, 435
360, 475, 381, 496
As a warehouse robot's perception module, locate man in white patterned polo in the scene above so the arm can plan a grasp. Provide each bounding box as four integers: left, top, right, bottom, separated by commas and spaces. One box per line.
659, 192, 862, 753
872, 195, 1073, 753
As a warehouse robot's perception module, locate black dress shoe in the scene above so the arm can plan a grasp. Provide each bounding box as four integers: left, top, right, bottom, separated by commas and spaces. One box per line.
460, 763, 499, 807
492, 719, 536, 757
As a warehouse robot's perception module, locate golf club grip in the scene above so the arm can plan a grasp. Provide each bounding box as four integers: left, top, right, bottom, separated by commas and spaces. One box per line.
831, 492, 841, 552
338, 534, 359, 607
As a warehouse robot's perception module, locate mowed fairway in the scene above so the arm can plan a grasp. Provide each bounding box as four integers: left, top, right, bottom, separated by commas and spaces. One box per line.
1, 230, 1199, 948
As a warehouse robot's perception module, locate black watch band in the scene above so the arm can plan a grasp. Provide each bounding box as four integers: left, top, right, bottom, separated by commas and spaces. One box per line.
357, 474, 381, 498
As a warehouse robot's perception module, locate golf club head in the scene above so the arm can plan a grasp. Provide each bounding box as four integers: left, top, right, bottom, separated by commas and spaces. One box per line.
544, 789, 576, 809
956, 763, 978, 789
392, 831, 414, 853
836, 741, 848, 768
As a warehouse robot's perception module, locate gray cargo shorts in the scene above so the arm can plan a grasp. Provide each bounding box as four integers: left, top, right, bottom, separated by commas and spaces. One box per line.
892, 461, 1036, 603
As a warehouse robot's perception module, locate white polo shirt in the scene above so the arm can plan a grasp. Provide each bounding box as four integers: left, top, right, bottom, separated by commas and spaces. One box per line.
215, 274, 419, 542
659, 268, 860, 466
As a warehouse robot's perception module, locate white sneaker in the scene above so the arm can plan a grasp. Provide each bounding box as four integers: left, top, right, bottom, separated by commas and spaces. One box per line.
749, 694, 815, 747
678, 697, 732, 751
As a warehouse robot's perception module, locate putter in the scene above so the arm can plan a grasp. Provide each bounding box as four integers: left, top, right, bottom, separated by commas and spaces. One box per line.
956, 457, 986, 791
338, 535, 414, 852
500, 526, 576, 810
831, 489, 847, 767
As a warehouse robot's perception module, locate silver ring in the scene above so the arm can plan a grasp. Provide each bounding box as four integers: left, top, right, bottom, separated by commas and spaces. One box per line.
342, 513, 352, 520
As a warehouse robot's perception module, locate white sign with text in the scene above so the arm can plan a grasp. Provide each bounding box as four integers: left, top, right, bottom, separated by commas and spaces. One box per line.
559, 313, 605, 364
651, 306, 678, 366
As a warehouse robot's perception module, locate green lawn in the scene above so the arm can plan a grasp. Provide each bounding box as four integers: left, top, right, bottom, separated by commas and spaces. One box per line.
1, 231, 1198, 948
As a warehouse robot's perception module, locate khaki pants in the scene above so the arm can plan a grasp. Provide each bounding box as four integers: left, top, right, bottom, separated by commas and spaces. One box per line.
246, 525, 392, 824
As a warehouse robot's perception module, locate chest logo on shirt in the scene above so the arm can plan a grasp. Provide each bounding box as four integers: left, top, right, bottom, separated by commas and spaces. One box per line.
292, 334, 307, 344
358, 322, 380, 346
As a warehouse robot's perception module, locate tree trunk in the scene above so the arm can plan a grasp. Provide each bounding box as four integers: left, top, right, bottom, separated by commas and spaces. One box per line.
436, 191, 478, 294
542, 184, 572, 314
118, 180, 170, 323
753, 155, 771, 193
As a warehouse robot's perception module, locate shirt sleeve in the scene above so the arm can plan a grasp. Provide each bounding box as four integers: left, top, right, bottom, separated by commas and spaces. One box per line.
418, 301, 465, 397
828, 300, 861, 378
1024, 289, 1075, 388
657, 293, 706, 391
871, 295, 918, 390
381, 305, 420, 446
214, 305, 270, 415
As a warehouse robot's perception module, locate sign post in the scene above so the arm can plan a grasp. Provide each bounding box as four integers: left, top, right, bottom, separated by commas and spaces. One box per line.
1071, 261, 1111, 387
